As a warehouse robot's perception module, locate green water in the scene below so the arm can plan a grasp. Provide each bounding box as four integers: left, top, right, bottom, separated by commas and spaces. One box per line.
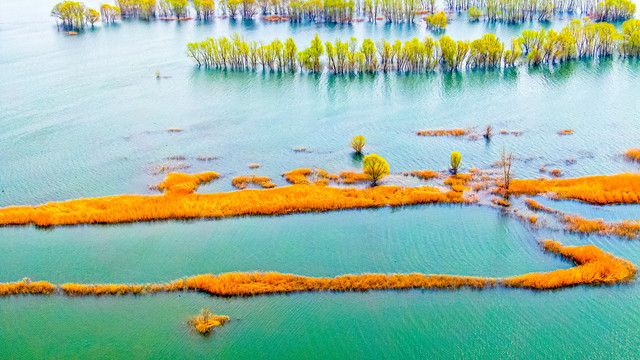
2, 0, 640, 358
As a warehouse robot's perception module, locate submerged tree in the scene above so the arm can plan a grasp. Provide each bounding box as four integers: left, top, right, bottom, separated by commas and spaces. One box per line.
363, 154, 390, 185
351, 136, 366, 154
499, 149, 513, 190
425, 12, 447, 29
450, 151, 461, 174
168, 0, 189, 18
467, 6, 482, 21
51, 1, 87, 30
483, 125, 493, 140
100, 4, 121, 22
621, 19, 640, 57
86, 8, 100, 26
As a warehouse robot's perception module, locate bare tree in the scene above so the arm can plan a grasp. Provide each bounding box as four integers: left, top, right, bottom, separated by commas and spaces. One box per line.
483, 125, 493, 140
500, 148, 513, 190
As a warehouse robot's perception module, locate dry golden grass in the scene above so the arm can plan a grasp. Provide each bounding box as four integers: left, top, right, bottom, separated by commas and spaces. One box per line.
232, 175, 276, 189
0, 279, 56, 296
524, 199, 557, 213
410, 170, 440, 180
492, 198, 510, 207
282, 168, 339, 185
282, 168, 313, 184
557, 130, 574, 135
0, 172, 464, 227
155, 172, 220, 195
562, 215, 640, 240
61, 283, 167, 295
445, 173, 472, 192
417, 129, 466, 136
3, 242, 634, 296
504, 240, 636, 289
550, 169, 563, 177
524, 199, 639, 239
508, 173, 640, 205
625, 148, 640, 162
189, 309, 230, 334
562, 215, 609, 234
340, 171, 370, 184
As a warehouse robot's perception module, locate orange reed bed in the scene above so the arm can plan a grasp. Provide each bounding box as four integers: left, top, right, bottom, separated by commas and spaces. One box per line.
2, 241, 635, 296
524, 198, 558, 213
232, 175, 276, 189
557, 130, 574, 135
0, 172, 464, 227
508, 173, 640, 205
444, 173, 472, 192
155, 172, 219, 195
0, 279, 56, 296
281, 168, 339, 185
524, 199, 639, 239
339, 171, 370, 184
625, 148, 640, 162
410, 170, 440, 180
503, 240, 636, 289
417, 129, 466, 136
189, 309, 230, 334
562, 215, 640, 240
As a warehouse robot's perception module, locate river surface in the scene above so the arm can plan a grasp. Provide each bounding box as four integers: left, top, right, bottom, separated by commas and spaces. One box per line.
1, 0, 640, 358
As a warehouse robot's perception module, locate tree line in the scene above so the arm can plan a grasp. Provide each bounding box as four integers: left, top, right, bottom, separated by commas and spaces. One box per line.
186, 18, 640, 73
455, 0, 635, 23
102, 0, 435, 22
51, 1, 102, 29
53, 0, 635, 26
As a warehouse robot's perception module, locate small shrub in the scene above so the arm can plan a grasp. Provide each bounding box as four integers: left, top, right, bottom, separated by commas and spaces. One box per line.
450, 151, 462, 174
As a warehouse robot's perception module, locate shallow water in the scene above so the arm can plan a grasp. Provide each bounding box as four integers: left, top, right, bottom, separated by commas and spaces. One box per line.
1, 0, 640, 358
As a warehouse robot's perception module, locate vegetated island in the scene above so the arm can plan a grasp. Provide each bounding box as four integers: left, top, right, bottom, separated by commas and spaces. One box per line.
1, 170, 640, 227
0, 240, 636, 296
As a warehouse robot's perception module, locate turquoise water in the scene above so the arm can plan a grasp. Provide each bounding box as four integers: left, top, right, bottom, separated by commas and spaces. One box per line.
2, 0, 640, 358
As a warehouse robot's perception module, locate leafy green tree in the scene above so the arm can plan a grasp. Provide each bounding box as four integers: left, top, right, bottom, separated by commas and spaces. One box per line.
351, 135, 366, 153
450, 151, 461, 174
363, 154, 390, 185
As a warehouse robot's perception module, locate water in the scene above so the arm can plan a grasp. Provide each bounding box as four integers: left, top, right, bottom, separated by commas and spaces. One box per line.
1, 0, 640, 358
